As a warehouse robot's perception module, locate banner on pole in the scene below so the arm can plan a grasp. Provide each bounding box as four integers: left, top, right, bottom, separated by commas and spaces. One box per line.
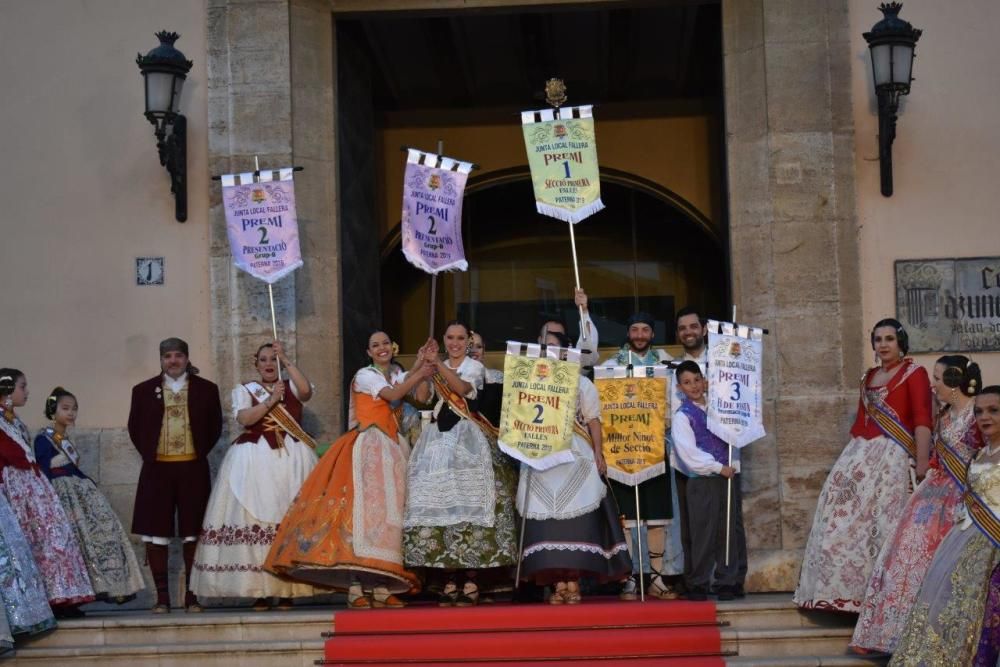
705, 320, 766, 448
594, 365, 668, 485
498, 341, 581, 470
521, 105, 604, 224
221, 168, 303, 284
400, 149, 473, 275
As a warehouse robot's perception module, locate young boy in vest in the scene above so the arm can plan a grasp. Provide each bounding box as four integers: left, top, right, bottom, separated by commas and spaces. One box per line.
671, 361, 747, 601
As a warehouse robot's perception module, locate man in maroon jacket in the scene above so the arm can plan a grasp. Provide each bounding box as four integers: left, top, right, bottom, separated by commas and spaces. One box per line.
128, 337, 222, 612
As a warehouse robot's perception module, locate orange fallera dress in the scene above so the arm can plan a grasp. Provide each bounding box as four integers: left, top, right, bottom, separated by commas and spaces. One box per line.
264, 370, 420, 594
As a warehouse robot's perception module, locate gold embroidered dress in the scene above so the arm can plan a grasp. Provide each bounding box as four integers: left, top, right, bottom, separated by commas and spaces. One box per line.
890, 452, 1000, 666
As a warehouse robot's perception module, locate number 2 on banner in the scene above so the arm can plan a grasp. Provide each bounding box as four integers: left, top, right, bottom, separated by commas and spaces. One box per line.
258, 227, 269, 245
427, 216, 437, 235
532, 405, 544, 424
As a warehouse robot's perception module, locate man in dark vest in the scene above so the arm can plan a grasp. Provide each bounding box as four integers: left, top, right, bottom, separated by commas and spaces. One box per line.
128, 337, 222, 612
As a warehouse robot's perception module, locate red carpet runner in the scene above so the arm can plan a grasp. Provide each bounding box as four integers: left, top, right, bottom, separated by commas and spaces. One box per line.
322, 598, 724, 665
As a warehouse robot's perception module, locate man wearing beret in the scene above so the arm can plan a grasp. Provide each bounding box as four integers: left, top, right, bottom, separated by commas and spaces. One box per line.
128, 337, 222, 613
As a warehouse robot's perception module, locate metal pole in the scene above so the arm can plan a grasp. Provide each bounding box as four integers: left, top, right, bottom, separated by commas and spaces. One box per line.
635, 484, 645, 602
514, 468, 532, 590
255, 155, 283, 382
725, 444, 732, 567
427, 140, 444, 341
567, 220, 586, 336
725, 305, 735, 565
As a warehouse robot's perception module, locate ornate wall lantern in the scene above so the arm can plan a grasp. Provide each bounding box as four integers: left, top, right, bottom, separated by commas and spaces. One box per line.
136, 31, 193, 222
862, 2, 922, 197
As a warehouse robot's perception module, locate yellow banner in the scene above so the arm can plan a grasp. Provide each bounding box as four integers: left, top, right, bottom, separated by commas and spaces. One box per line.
595, 366, 667, 486
521, 105, 605, 224
498, 342, 580, 471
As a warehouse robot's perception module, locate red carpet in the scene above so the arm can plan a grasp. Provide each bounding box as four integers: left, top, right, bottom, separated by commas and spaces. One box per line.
323, 599, 725, 665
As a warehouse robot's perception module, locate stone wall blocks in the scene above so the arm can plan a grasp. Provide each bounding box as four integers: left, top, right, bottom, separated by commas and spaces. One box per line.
743, 482, 782, 552
228, 97, 293, 155
725, 138, 772, 226
71, 428, 102, 483
831, 133, 859, 219
768, 132, 836, 222
227, 3, 292, 55
99, 427, 143, 486
724, 46, 768, 140
771, 220, 839, 304
745, 548, 802, 591
774, 395, 855, 466
768, 312, 845, 392
722, 0, 765, 55
762, 0, 829, 45
780, 465, 833, 549
764, 42, 833, 133
230, 48, 293, 86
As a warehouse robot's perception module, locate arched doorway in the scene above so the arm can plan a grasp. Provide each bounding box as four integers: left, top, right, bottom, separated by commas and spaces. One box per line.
381, 168, 727, 357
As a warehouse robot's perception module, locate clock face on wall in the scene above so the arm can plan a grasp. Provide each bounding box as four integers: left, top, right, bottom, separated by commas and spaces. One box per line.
136, 257, 164, 285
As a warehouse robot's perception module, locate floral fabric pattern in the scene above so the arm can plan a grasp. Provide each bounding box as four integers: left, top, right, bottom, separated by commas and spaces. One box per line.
794, 435, 912, 612
404, 439, 519, 575
0, 491, 54, 636
1, 466, 93, 606
51, 475, 145, 600
851, 403, 980, 652
890, 460, 1000, 666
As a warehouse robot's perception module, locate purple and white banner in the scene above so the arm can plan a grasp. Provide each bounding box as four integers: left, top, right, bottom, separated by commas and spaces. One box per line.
401, 149, 472, 275
221, 168, 303, 284
706, 320, 766, 449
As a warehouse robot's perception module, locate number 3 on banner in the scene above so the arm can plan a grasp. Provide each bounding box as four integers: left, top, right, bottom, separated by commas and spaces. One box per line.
532, 405, 544, 424
730, 383, 741, 401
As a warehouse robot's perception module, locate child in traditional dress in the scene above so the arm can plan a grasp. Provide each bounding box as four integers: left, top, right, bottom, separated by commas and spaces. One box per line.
671, 361, 747, 601
34, 387, 146, 605
0, 370, 94, 617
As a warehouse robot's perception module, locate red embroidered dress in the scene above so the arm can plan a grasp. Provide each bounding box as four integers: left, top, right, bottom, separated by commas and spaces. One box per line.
0, 414, 94, 606
794, 360, 933, 612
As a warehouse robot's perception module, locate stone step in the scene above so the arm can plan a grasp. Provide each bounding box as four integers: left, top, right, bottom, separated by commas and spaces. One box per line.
7, 595, 883, 666
717, 594, 859, 630
722, 625, 860, 659
5, 639, 325, 667
18, 608, 331, 648
727, 657, 887, 667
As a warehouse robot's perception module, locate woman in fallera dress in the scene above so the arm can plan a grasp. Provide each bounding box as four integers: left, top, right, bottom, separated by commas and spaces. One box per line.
192, 342, 319, 610
403, 321, 519, 606
266, 331, 433, 608
890, 386, 1000, 666
851, 356, 981, 653
516, 331, 631, 604
0, 369, 93, 617
34, 387, 145, 605
794, 320, 933, 613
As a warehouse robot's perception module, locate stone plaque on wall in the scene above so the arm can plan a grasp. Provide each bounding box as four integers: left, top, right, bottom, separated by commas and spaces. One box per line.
896, 257, 1000, 353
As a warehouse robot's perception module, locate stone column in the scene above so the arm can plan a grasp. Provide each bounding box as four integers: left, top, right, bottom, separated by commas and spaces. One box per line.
722, 0, 863, 591
207, 0, 341, 443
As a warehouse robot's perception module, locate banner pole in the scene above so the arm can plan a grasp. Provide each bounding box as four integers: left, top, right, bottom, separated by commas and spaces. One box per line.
426, 140, 444, 340
725, 305, 735, 566
514, 469, 532, 591
635, 484, 645, 602
567, 221, 586, 337
254, 154, 283, 383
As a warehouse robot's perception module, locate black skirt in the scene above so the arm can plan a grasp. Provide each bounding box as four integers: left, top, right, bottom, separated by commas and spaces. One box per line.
609, 472, 672, 521
520, 494, 632, 583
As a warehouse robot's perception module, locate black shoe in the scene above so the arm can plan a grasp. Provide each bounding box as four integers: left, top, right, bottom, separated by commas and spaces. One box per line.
683, 588, 708, 601
716, 586, 736, 601
734, 584, 746, 599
